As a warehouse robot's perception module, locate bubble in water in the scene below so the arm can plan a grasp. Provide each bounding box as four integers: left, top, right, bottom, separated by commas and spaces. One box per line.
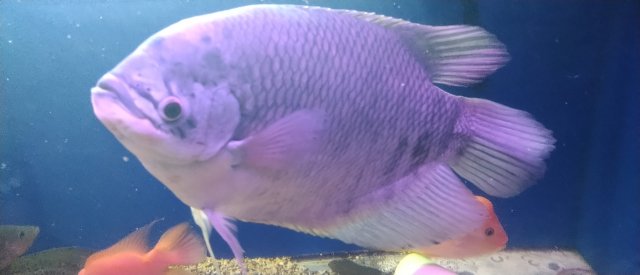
122, 156, 129, 162
66, 34, 71, 39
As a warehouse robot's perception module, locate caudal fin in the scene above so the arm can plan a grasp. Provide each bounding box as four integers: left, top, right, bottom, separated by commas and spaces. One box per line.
451, 97, 555, 198
151, 223, 206, 266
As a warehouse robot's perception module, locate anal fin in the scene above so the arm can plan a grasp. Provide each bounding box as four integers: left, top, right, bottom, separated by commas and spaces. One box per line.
284, 164, 487, 252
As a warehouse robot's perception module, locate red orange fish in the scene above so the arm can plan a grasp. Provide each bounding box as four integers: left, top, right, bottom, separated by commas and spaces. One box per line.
78, 222, 205, 275
415, 196, 508, 258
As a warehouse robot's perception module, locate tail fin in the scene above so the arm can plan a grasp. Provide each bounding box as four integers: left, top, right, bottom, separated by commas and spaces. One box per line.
451, 98, 555, 197
151, 223, 206, 266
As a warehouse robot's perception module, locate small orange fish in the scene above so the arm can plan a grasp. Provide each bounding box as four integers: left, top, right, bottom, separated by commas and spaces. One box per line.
79, 221, 206, 275
414, 196, 508, 258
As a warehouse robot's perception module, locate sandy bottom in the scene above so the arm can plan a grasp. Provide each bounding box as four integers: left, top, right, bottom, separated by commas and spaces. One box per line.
182, 249, 595, 275
2, 248, 595, 275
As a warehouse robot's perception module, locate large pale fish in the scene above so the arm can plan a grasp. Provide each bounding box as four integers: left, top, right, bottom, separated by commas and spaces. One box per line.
90, 4, 555, 271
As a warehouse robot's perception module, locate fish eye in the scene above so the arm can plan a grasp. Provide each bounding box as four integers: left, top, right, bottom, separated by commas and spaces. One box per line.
159, 97, 183, 122
485, 227, 495, 236
19, 231, 25, 239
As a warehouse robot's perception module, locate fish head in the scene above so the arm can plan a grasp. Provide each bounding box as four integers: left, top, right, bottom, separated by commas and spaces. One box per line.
464, 196, 508, 255
415, 196, 507, 258
91, 33, 241, 165
0, 225, 39, 266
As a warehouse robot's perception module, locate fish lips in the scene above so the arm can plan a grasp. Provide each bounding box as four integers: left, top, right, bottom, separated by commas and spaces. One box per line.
92, 73, 146, 119
91, 74, 167, 146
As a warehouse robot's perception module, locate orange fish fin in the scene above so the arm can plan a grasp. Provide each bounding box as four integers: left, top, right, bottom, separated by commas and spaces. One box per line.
152, 222, 206, 266
85, 219, 160, 266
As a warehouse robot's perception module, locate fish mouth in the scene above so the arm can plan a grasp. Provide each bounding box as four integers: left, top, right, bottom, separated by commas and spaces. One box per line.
91, 73, 146, 119
91, 73, 155, 140
91, 73, 170, 155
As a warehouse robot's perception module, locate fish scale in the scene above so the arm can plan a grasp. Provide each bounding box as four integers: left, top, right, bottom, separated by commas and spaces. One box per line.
91, 5, 555, 272
223, 8, 461, 221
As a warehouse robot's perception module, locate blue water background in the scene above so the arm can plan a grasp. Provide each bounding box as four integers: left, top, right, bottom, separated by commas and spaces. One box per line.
0, 0, 638, 274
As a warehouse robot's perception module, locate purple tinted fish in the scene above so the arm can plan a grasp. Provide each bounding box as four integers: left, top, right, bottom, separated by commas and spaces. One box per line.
90, 5, 555, 272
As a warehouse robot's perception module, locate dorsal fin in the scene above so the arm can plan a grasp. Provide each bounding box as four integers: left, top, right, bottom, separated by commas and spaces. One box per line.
84, 219, 161, 266
474, 195, 494, 211
329, 7, 510, 86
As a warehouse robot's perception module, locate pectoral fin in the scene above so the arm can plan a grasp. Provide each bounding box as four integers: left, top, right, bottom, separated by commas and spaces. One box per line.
228, 110, 325, 170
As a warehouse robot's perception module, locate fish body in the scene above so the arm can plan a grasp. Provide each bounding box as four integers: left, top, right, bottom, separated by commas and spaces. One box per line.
416, 196, 508, 258
78, 222, 205, 275
0, 225, 39, 270
91, 4, 554, 270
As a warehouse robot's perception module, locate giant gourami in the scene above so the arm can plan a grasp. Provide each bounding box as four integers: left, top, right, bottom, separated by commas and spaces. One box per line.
90, 4, 555, 272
